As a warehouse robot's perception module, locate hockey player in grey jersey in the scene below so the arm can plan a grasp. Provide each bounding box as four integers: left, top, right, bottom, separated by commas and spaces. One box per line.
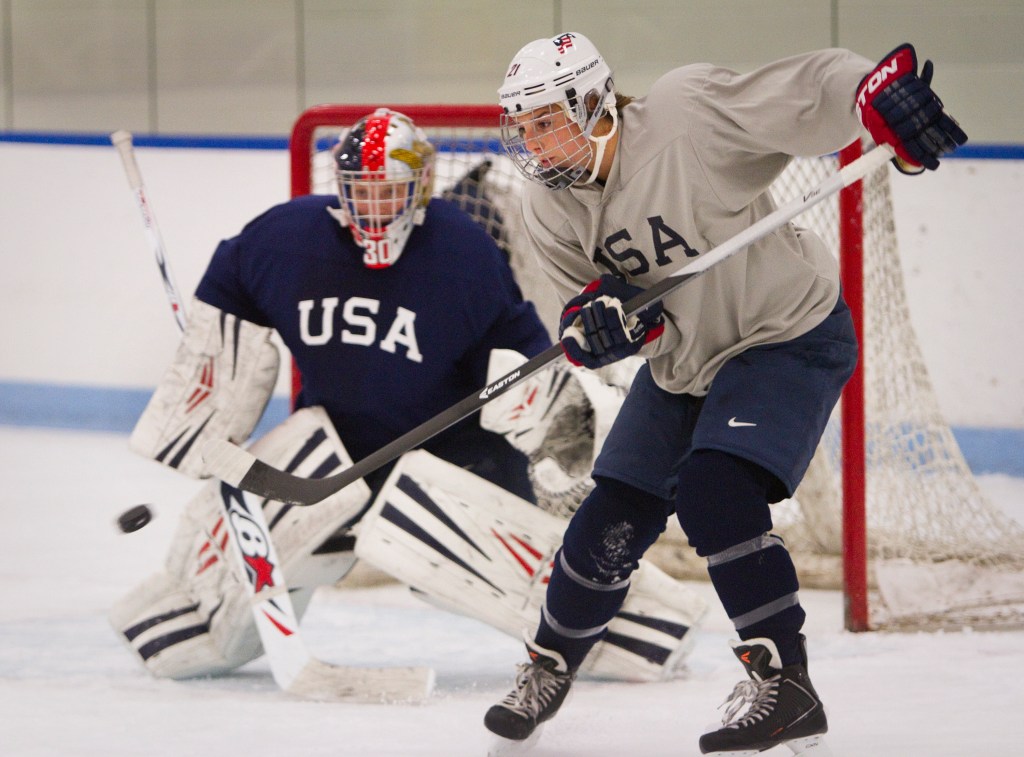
484, 32, 966, 755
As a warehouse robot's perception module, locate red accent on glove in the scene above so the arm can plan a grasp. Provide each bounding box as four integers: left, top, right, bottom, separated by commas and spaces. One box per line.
856, 44, 920, 168
644, 320, 665, 344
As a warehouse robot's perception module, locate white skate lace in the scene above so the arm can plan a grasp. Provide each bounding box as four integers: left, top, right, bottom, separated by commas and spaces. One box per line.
717, 675, 780, 728
499, 660, 566, 718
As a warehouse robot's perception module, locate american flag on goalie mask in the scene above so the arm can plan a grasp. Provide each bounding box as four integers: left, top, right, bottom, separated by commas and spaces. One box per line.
554, 33, 575, 54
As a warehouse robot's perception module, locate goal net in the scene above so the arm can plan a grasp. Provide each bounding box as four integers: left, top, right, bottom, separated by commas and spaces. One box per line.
290, 104, 1024, 632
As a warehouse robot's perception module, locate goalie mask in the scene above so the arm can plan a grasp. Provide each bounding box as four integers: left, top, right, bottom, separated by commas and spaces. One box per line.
497, 32, 617, 190
330, 108, 435, 268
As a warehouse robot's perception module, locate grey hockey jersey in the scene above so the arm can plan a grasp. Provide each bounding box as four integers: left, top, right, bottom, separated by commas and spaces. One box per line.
521, 48, 874, 396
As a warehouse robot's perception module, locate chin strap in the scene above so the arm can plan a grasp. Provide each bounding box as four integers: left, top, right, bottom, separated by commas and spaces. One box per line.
581, 101, 618, 186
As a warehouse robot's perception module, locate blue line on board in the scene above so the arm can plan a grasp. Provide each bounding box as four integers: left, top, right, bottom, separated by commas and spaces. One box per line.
1, 130, 1021, 159
0, 382, 289, 442
0, 381, 1020, 477
0, 131, 288, 151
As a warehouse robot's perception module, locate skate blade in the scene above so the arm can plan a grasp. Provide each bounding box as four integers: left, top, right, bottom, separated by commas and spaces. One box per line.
787, 733, 832, 756
487, 726, 543, 756
701, 733, 831, 757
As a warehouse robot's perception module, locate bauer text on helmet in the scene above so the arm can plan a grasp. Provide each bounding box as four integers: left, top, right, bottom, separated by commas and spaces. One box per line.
330, 108, 435, 268
498, 32, 618, 190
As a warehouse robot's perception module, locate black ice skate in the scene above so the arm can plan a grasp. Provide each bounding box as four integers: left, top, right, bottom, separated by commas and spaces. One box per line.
484, 638, 576, 755
699, 635, 830, 756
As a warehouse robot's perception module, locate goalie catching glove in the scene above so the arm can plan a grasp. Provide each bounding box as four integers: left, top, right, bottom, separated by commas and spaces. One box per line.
480, 348, 641, 517
856, 43, 967, 175
559, 274, 664, 369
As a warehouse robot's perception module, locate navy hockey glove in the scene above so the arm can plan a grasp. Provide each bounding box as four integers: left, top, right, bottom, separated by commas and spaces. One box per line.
558, 273, 664, 369
856, 43, 967, 174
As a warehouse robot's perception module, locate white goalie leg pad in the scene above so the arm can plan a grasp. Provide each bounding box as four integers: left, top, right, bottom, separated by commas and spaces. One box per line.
480, 348, 642, 517
110, 406, 371, 679
129, 297, 281, 478
354, 450, 706, 682
109, 573, 209, 680
356, 450, 566, 636
577, 559, 708, 681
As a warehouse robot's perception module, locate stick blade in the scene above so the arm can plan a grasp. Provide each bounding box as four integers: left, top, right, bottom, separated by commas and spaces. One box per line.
287, 659, 436, 703
203, 438, 359, 505
202, 439, 258, 487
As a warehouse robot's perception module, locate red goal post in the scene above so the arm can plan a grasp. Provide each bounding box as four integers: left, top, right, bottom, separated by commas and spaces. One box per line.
288, 104, 1024, 633
838, 140, 869, 630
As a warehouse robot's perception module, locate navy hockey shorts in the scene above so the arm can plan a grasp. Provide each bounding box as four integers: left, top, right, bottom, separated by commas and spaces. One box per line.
592, 296, 858, 501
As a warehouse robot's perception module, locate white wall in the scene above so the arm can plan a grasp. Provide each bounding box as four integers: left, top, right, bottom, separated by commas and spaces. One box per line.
893, 159, 1024, 427
5, 1, 1022, 143
0, 141, 293, 397
0, 142, 1021, 428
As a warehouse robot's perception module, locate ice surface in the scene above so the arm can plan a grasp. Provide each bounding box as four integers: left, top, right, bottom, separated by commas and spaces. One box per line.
1, 427, 1022, 756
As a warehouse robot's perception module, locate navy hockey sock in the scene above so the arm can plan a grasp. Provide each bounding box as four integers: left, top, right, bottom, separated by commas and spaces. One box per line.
535, 478, 672, 670
534, 548, 630, 670
675, 450, 805, 666
707, 534, 806, 665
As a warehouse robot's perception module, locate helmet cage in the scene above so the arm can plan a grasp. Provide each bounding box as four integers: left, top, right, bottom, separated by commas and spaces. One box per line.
497, 32, 616, 189
331, 109, 435, 268
500, 79, 614, 189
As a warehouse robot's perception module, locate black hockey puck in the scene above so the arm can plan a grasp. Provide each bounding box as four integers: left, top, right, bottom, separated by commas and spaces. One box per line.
117, 504, 153, 533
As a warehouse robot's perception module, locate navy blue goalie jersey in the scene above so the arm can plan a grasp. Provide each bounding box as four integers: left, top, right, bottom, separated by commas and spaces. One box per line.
195, 194, 551, 477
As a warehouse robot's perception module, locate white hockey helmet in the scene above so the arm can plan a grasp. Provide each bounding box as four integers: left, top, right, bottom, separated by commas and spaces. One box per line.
497, 32, 617, 189
329, 108, 435, 268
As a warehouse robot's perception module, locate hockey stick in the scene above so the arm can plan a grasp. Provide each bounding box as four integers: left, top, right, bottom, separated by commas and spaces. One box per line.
111, 130, 434, 702
205, 143, 895, 506
110, 130, 188, 332
216, 481, 435, 702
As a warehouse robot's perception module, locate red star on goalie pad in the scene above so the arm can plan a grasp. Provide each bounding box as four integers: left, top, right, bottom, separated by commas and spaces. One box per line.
244, 554, 276, 593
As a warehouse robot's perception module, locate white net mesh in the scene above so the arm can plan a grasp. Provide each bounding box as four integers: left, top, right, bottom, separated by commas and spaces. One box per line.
294, 107, 1024, 630
840, 165, 1024, 629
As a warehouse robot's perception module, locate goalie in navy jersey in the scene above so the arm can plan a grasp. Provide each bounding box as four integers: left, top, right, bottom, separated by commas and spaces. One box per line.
114, 108, 708, 687
197, 108, 550, 497
111, 109, 553, 678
